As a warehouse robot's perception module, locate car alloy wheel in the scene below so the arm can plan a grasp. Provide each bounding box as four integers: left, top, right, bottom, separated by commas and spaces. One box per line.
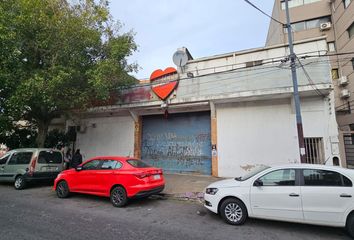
56, 181, 70, 198
220, 198, 247, 225
225, 203, 243, 223
14, 176, 26, 190
110, 186, 127, 207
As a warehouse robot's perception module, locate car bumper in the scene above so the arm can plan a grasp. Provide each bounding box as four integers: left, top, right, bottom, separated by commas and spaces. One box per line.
204, 193, 220, 214
24, 172, 61, 182
132, 185, 165, 199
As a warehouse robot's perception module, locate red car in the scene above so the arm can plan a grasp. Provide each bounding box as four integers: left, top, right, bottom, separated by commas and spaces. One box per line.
53, 156, 165, 207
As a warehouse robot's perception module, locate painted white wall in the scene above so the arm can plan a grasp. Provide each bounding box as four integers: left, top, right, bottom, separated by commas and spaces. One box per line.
75, 116, 134, 160
216, 96, 339, 178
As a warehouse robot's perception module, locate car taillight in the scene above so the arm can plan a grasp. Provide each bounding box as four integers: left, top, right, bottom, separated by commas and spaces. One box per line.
134, 172, 151, 179
29, 157, 37, 176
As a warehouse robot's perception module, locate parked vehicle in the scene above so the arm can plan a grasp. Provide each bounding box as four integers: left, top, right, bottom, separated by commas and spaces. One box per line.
204, 164, 354, 238
54, 156, 165, 207
0, 148, 64, 190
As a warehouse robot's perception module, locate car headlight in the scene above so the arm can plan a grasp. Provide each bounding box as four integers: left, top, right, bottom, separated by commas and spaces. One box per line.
205, 188, 219, 195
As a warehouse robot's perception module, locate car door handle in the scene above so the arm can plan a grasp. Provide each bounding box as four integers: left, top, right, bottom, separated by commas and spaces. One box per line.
340, 194, 352, 198
289, 193, 300, 197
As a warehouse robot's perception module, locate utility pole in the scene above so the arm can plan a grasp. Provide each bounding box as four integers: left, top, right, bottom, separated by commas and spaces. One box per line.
284, 0, 306, 163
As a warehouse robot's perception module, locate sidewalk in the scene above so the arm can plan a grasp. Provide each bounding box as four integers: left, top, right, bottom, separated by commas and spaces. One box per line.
160, 173, 224, 201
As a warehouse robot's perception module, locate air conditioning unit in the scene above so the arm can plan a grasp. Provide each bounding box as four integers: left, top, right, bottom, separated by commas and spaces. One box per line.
320, 22, 332, 31
341, 89, 350, 98
339, 76, 348, 86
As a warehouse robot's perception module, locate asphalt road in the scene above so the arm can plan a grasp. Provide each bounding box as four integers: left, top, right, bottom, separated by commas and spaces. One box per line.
0, 182, 350, 240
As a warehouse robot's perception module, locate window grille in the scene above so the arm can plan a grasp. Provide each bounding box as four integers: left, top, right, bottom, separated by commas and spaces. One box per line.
304, 138, 325, 164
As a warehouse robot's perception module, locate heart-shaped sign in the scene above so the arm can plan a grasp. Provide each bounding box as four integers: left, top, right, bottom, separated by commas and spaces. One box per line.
150, 67, 178, 101
152, 81, 178, 101
150, 67, 177, 81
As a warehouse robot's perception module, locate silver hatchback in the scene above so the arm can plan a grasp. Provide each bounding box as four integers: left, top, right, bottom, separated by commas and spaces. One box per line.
0, 148, 64, 189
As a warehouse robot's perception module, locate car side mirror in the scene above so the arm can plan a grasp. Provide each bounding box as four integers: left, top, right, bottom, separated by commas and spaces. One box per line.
76, 166, 83, 171
253, 179, 263, 187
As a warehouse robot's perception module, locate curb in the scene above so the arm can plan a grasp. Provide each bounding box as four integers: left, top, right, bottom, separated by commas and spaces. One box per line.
153, 192, 204, 203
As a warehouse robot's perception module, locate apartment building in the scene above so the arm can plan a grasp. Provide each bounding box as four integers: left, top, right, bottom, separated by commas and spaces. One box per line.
266, 0, 354, 168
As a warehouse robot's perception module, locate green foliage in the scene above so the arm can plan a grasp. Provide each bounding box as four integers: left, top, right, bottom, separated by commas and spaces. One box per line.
0, 0, 138, 146
0, 126, 37, 150
44, 129, 69, 148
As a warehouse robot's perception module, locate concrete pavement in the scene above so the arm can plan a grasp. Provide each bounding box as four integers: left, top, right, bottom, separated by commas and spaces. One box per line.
0, 183, 350, 240
162, 173, 223, 201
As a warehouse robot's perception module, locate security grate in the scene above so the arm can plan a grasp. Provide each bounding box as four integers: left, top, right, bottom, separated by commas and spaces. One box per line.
344, 134, 354, 169
304, 138, 324, 164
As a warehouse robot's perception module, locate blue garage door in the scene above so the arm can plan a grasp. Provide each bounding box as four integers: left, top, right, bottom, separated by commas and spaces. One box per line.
141, 112, 211, 175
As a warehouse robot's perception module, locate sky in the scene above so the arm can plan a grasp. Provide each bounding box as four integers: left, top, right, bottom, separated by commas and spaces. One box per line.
109, 0, 275, 79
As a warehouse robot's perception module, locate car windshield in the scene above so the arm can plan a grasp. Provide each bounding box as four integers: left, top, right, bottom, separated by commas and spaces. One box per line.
127, 159, 151, 168
235, 165, 270, 181
0, 151, 13, 160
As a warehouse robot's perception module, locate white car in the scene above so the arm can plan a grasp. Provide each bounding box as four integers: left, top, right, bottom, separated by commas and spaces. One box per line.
204, 164, 354, 237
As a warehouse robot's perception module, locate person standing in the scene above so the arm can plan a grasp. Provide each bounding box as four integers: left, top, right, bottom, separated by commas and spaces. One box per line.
71, 149, 83, 168
64, 148, 72, 170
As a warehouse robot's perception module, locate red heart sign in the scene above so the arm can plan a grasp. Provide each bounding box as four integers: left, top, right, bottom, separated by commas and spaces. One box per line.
150, 67, 178, 101
152, 81, 178, 101
150, 67, 177, 81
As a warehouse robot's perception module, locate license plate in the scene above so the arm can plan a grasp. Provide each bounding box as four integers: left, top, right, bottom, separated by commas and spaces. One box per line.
153, 174, 161, 180
45, 166, 57, 172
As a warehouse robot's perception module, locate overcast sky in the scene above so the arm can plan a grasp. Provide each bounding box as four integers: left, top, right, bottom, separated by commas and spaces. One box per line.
110, 0, 275, 79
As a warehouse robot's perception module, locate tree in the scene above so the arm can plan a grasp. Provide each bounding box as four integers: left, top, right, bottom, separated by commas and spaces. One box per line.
0, 0, 137, 147
44, 129, 69, 149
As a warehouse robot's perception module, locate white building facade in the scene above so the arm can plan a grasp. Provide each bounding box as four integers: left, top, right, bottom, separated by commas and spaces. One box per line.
62, 37, 340, 178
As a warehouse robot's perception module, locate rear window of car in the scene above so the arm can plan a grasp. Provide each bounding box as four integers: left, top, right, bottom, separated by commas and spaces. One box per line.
127, 159, 150, 168
303, 169, 352, 187
38, 151, 62, 164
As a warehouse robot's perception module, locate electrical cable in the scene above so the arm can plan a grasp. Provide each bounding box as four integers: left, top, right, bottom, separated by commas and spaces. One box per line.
243, 0, 285, 25
127, 51, 354, 85
296, 56, 327, 98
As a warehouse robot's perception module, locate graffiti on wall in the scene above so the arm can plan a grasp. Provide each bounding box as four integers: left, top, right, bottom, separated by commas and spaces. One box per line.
141, 112, 212, 175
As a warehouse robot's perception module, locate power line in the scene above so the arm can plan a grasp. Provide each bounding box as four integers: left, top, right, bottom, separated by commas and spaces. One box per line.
300, 51, 354, 58
243, 0, 285, 25
120, 59, 288, 90
130, 51, 354, 83
296, 56, 327, 98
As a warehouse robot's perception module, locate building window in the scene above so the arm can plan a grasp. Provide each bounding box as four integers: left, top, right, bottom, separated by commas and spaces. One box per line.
344, 0, 352, 8
304, 137, 324, 164
348, 22, 354, 38
352, 58, 354, 70
284, 16, 331, 33
328, 42, 336, 52
331, 68, 339, 80
281, 0, 321, 10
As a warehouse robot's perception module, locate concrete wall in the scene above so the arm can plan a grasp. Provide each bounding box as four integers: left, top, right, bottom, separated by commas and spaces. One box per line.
216, 96, 339, 178
266, 0, 282, 46
75, 116, 135, 160
266, 0, 334, 46
332, 0, 354, 126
